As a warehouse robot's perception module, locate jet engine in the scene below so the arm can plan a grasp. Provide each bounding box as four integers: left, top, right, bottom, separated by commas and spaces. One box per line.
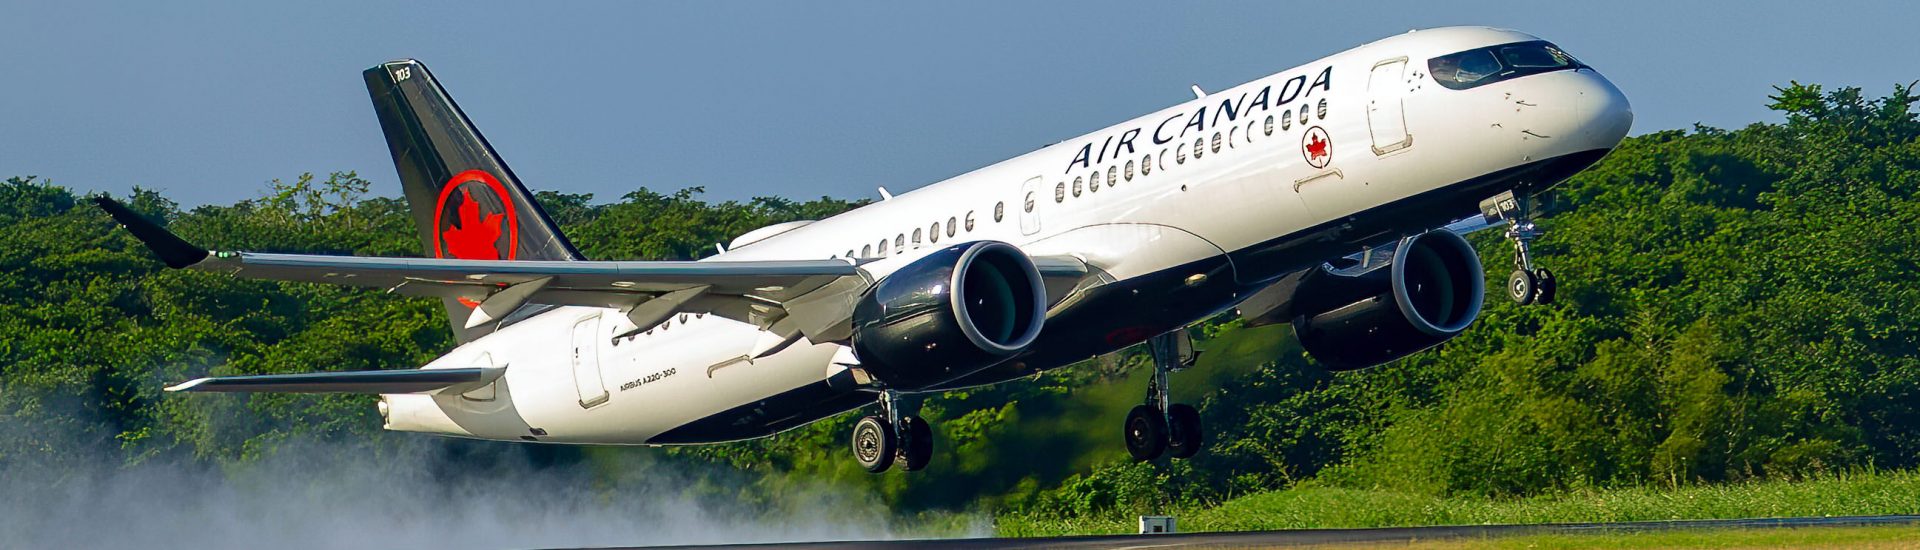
1290, 230, 1485, 371
852, 241, 1046, 389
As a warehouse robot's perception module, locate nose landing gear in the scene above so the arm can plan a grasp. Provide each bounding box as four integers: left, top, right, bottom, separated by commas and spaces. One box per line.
1482, 191, 1557, 306
1125, 331, 1205, 461
852, 390, 934, 473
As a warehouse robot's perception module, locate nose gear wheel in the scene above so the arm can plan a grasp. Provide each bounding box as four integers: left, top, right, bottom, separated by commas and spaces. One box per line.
1482, 190, 1558, 306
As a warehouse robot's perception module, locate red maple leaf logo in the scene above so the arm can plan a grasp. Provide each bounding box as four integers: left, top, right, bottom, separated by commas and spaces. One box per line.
442, 188, 504, 260
1306, 133, 1330, 160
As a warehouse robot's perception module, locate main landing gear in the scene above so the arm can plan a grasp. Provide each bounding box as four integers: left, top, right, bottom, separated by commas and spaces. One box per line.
1125, 331, 1204, 461
852, 390, 933, 473
1481, 190, 1557, 306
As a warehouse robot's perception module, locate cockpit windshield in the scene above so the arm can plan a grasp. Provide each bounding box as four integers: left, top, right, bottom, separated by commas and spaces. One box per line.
1428, 41, 1584, 90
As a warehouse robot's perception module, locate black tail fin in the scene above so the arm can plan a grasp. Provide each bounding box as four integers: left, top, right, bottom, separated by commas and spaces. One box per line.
364, 59, 583, 340
364, 59, 583, 263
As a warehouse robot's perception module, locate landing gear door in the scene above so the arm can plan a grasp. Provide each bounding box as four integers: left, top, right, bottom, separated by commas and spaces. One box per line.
1367, 57, 1412, 155
1018, 176, 1043, 236
571, 313, 609, 408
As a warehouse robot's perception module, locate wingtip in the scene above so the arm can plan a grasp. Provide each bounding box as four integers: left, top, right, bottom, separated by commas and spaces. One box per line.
164, 378, 210, 392
94, 194, 209, 269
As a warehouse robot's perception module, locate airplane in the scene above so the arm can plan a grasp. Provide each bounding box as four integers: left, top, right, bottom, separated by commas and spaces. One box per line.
97, 26, 1630, 472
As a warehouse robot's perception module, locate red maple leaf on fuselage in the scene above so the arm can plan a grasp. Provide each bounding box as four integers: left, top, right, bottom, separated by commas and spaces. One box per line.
442, 188, 504, 260
1306, 133, 1330, 160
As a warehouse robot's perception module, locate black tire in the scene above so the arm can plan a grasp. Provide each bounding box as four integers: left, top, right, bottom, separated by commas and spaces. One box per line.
1507, 269, 1537, 305
1167, 404, 1203, 459
852, 415, 895, 473
898, 415, 934, 472
1125, 405, 1168, 461
1533, 268, 1558, 305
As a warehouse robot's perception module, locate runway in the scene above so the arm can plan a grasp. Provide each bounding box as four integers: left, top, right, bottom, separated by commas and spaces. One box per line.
585, 514, 1920, 549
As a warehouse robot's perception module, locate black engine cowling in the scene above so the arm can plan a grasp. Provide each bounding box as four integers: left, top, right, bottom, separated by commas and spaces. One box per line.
1291, 230, 1485, 371
852, 241, 1047, 389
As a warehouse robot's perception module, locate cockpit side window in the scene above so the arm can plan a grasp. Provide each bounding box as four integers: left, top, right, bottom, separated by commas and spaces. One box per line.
1428, 40, 1583, 91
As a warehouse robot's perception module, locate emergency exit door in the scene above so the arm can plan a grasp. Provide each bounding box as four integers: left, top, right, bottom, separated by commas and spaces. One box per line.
1367, 57, 1413, 155
1018, 176, 1042, 235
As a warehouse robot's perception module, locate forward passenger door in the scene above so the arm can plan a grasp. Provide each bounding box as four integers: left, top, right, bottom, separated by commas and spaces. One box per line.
1367, 57, 1413, 155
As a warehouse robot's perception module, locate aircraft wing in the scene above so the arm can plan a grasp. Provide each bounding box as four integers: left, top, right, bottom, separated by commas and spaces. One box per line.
167, 367, 501, 394
96, 197, 1088, 344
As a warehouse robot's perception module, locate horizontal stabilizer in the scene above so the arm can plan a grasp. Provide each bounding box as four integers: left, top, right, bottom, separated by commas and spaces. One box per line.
166, 367, 502, 394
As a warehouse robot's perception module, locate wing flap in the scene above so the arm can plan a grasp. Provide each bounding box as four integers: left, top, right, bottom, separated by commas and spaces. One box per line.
166, 367, 502, 394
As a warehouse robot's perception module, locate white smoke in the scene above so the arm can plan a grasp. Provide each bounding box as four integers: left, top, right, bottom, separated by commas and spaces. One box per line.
0, 413, 986, 549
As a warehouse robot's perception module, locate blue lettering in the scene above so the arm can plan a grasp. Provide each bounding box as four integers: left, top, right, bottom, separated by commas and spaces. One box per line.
1309, 66, 1333, 96
1115, 128, 1141, 156
1278, 75, 1306, 106
1152, 113, 1183, 144
1247, 86, 1271, 112
1181, 107, 1207, 137
1212, 93, 1246, 127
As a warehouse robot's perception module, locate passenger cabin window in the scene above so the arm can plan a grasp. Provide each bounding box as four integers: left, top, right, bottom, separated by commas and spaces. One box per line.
1125, 160, 1135, 181
1193, 138, 1205, 159
1055, 182, 1066, 203
946, 217, 956, 237
929, 223, 940, 243
897, 234, 906, 249
1072, 177, 1083, 197
1024, 192, 1035, 213
1317, 98, 1328, 119
862, 244, 871, 258
879, 239, 889, 256
1264, 115, 1274, 136
1107, 166, 1117, 186
1211, 132, 1222, 153
965, 211, 977, 231
1429, 41, 1583, 90
1140, 154, 1152, 176
1282, 111, 1293, 130
1177, 144, 1187, 164
995, 202, 1005, 222
913, 228, 923, 246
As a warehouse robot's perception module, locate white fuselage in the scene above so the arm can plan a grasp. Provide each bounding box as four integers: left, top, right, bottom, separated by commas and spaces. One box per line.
382, 27, 1631, 445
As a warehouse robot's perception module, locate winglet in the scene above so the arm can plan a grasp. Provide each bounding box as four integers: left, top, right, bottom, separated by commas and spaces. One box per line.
93, 196, 209, 269
164, 378, 211, 392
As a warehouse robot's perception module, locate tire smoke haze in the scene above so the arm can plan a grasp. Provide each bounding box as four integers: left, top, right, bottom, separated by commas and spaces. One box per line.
0, 401, 980, 549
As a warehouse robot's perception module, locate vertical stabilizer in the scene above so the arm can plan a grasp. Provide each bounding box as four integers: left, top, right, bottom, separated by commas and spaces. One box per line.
364, 59, 583, 341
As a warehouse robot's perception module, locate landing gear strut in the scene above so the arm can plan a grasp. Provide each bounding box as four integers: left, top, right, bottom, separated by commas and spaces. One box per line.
1125, 331, 1204, 461
852, 390, 933, 473
1481, 190, 1556, 305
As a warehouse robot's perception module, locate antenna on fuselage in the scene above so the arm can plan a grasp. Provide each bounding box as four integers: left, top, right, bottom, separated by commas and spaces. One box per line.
1190, 85, 1207, 99
877, 187, 894, 201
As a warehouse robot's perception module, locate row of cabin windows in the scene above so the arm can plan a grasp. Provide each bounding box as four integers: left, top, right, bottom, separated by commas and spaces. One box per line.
843, 209, 989, 260
836, 99, 1328, 257
1053, 98, 1327, 204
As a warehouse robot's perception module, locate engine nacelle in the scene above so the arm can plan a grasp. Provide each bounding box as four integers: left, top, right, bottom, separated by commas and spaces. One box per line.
852, 241, 1047, 389
1291, 230, 1485, 371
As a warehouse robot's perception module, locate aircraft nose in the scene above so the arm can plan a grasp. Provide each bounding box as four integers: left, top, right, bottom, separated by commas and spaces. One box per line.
1579, 70, 1634, 148
1514, 69, 1633, 155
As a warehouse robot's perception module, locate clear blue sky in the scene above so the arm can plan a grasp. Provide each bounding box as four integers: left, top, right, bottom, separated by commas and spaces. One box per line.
4, 1, 1914, 207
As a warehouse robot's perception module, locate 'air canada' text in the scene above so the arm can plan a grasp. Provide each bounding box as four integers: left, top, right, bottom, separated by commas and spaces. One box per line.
1065, 66, 1333, 174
